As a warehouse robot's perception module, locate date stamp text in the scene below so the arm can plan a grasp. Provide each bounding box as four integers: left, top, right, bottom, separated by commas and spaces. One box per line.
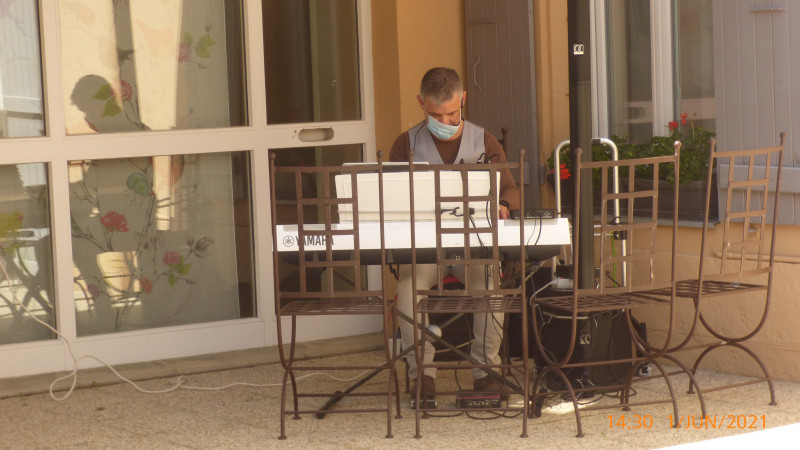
608, 414, 767, 430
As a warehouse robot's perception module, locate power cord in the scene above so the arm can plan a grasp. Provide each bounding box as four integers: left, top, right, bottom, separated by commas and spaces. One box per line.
0, 255, 369, 400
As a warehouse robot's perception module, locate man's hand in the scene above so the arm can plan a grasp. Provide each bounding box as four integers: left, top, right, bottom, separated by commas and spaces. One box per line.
499, 204, 510, 220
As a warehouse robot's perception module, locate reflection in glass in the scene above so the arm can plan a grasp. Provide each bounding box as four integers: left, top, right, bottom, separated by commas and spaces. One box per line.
0, 163, 55, 345
263, 0, 361, 124
70, 152, 254, 336
60, 0, 247, 134
0, 1, 45, 138
676, 0, 715, 132
606, 0, 653, 143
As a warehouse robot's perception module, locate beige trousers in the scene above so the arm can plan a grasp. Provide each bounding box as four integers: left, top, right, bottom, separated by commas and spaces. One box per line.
396, 263, 504, 381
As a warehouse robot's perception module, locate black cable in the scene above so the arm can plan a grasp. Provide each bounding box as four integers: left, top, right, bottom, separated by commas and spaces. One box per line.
468, 215, 488, 257
466, 410, 519, 420
525, 213, 544, 248
604, 271, 622, 287
442, 206, 476, 217
477, 151, 501, 164
425, 411, 466, 418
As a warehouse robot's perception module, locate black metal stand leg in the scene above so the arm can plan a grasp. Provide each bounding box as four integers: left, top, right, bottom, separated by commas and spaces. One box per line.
317, 345, 414, 417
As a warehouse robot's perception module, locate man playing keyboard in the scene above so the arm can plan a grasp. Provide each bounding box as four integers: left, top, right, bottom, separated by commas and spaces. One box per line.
388, 67, 520, 402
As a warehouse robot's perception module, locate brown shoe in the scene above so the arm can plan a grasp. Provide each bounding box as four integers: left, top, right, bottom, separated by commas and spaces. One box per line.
411, 375, 436, 400
473, 375, 511, 400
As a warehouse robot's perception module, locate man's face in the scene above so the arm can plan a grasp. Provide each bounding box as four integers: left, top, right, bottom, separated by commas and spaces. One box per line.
419, 91, 464, 127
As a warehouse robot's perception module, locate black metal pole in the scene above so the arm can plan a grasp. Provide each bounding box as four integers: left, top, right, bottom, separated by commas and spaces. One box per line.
568, 0, 594, 289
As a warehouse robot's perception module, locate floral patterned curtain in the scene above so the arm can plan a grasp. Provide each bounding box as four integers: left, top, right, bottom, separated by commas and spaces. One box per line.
61, 0, 242, 134
70, 153, 248, 336
58, 0, 252, 335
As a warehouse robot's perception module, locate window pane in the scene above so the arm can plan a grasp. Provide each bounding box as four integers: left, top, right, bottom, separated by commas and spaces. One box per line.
60, 0, 247, 135
606, 0, 653, 143
0, 163, 55, 344
675, 0, 715, 132
0, 1, 45, 138
263, 0, 361, 124
70, 152, 254, 336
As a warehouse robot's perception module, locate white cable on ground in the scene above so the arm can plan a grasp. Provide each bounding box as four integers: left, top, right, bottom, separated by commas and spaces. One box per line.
0, 255, 369, 400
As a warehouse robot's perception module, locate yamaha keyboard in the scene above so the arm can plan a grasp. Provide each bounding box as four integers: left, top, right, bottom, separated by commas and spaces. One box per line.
275, 217, 570, 265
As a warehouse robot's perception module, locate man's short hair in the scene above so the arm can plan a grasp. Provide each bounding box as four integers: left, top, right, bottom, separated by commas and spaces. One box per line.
419, 67, 463, 104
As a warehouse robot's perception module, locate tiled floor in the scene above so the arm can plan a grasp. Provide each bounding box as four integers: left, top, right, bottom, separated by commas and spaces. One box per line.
3, 334, 799, 449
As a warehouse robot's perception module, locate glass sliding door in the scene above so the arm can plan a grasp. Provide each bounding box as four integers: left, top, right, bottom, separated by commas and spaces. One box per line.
603, 0, 715, 141
263, 0, 361, 124
60, 0, 247, 134
264, 0, 369, 225
605, 0, 654, 143
674, 0, 715, 132
263, 0, 378, 342
70, 152, 254, 335
0, 163, 55, 344
0, 2, 54, 346
0, 0, 376, 379
0, 0, 45, 138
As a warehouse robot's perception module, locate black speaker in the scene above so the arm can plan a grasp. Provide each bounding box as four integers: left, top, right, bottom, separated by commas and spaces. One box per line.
541, 307, 633, 386
506, 267, 639, 390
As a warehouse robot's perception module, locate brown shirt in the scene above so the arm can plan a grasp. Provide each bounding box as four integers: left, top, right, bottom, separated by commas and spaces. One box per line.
388, 125, 521, 210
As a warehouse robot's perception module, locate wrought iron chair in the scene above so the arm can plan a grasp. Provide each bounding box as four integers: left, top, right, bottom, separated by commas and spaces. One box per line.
406, 151, 532, 438
269, 153, 401, 439
530, 143, 706, 437
659, 133, 785, 405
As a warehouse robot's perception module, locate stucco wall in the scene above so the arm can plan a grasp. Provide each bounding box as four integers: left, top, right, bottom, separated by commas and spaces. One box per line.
533, 0, 570, 203
633, 224, 800, 383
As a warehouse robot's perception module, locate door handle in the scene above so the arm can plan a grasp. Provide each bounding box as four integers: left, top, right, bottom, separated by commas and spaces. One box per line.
473, 58, 483, 93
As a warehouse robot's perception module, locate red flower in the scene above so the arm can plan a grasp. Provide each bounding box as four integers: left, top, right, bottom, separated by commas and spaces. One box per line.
178, 42, 191, 62
668, 121, 679, 131
100, 211, 129, 233
87, 284, 100, 300
163, 250, 180, 266
680, 112, 688, 125
120, 80, 133, 101
138, 277, 153, 294
559, 163, 571, 180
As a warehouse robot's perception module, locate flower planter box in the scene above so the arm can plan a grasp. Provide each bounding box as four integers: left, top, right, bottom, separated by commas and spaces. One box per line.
548, 172, 718, 222
632, 172, 718, 222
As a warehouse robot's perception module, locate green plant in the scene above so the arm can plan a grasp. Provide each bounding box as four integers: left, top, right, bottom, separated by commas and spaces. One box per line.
546, 140, 616, 187
631, 113, 715, 184
668, 113, 715, 184
547, 113, 715, 186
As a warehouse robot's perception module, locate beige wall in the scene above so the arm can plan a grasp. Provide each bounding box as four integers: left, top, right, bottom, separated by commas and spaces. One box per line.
533, 0, 569, 210
634, 224, 800, 383
372, 0, 466, 159
371, 0, 800, 383
370, 1, 401, 160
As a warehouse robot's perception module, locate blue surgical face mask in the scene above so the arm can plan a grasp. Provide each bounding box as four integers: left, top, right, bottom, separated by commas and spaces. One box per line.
426, 113, 461, 140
